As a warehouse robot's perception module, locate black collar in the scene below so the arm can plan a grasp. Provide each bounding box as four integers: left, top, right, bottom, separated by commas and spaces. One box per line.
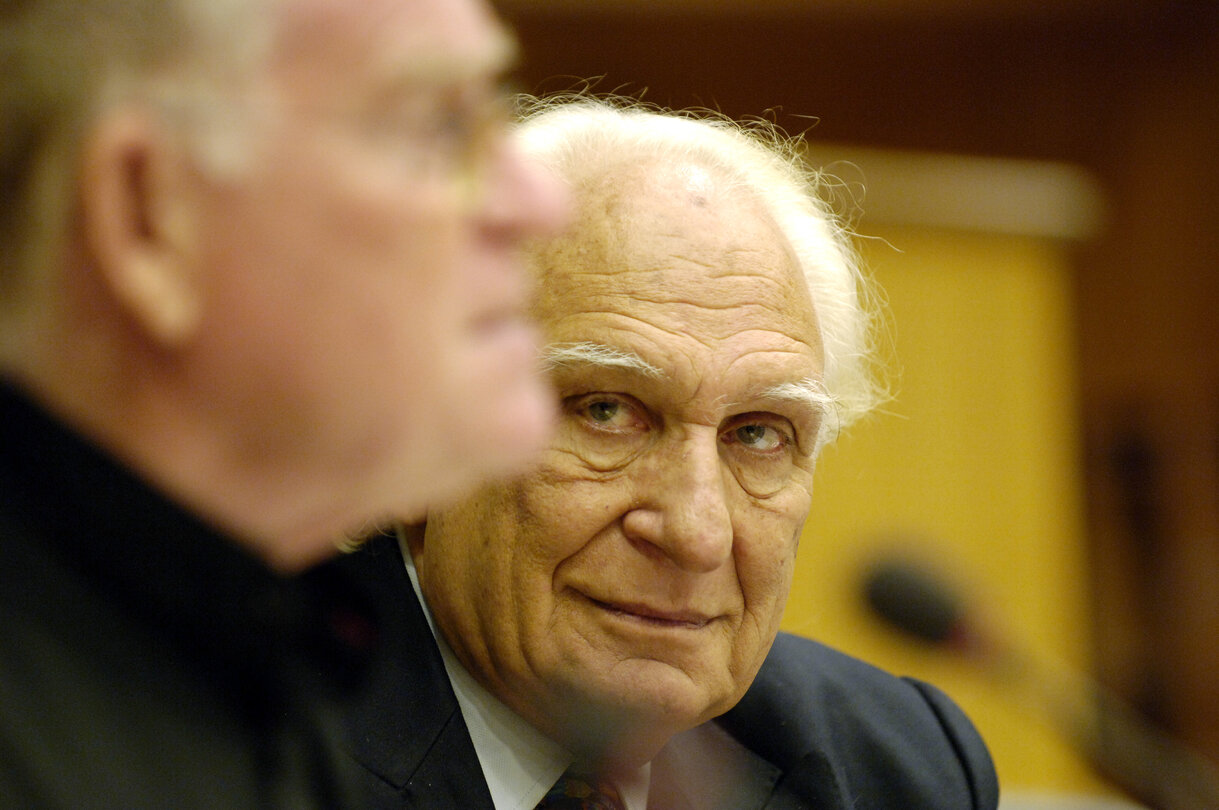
0, 382, 378, 697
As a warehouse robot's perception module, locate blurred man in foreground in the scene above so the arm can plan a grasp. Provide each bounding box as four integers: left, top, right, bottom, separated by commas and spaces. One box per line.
344, 96, 999, 809
0, 0, 565, 806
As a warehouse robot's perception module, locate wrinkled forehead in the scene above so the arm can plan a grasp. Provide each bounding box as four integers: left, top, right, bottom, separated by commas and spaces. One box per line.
531, 159, 820, 347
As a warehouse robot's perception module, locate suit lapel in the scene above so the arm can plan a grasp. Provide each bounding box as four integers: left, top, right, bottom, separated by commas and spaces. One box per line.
756, 751, 850, 810
395, 708, 494, 809
339, 536, 494, 809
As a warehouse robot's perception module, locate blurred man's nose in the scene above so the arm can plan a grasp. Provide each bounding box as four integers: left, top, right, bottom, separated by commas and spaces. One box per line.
478, 136, 571, 242
622, 432, 734, 573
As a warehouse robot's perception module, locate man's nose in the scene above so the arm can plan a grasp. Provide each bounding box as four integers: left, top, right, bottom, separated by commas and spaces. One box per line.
622, 432, 734, 573
477, 134, 571, 241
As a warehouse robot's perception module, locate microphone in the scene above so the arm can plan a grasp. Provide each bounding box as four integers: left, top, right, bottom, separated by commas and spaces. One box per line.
862, 558, 1219, 810
863, 559, 974, 649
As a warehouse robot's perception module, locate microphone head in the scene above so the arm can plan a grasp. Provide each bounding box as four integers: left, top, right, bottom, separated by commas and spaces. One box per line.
863, 559, 966, 646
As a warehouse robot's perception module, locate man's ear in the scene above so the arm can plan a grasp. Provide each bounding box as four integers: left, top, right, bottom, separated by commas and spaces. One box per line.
78, 108, 205, 346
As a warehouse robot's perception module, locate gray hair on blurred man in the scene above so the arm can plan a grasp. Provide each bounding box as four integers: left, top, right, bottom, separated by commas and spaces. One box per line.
0, 1, 567, 806
343, 95, 998, 810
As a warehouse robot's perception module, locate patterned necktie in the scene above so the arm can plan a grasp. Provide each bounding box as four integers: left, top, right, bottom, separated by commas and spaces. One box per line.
535, 770, 626, 810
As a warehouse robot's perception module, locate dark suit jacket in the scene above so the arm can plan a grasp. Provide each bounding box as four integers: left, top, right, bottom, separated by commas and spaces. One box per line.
342, 534, 999, 809
0, 385, 377, 809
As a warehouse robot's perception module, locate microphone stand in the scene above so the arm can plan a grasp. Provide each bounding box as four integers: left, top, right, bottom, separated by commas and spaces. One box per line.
982, 641, 1219, 810
863, 559, 1219, 809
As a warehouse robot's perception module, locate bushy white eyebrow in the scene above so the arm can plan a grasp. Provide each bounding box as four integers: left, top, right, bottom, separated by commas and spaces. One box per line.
541, 342, 664, 378
758, 379, 833, 414
756, 379, 841, 451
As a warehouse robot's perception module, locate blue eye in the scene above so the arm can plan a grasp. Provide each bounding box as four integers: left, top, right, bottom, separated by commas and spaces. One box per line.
587, 400, 620, 423
734, 424, 784, 451
720, 417, 801, 498
568, 394, 647, 435
560, 393, 651, 472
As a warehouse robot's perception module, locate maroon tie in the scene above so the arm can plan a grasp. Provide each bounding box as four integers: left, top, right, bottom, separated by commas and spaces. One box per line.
534, 771, 626, 810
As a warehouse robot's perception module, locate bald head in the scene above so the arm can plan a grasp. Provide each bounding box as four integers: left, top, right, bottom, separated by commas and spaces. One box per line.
532, 156, 820, 370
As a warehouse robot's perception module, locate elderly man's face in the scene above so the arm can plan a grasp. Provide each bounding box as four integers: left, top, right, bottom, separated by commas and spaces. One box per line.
182, 0, 565, 562
413, 162, 825, 762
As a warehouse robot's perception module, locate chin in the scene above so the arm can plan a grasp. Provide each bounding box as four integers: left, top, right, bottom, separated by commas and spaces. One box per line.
554, 680, 722, 769
575, 664, 728, 730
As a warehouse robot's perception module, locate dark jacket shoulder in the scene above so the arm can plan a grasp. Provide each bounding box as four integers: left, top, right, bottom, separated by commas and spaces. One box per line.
719, 632, 999, 809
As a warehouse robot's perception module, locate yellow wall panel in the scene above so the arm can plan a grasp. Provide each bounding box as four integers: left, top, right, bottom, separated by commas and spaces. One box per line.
781, 225, 1111, 796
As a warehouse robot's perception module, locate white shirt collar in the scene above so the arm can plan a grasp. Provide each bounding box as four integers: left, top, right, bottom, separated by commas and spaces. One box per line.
399, 530, 650, 810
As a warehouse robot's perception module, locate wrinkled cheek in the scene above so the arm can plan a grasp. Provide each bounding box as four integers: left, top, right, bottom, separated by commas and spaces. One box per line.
734, 554, 796, 671
708, 629, 758, 716
726, 617, 776, 698
737, 534, 798, 609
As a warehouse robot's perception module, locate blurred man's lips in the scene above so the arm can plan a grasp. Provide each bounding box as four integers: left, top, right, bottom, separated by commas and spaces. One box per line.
473, 308, 517, 333
468, 310, 538, 358
472, 305, 532, 338
588, 596, 713, 629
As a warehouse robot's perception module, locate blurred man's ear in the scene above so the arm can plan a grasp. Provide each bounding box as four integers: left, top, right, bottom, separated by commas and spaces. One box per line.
79, 108, 205, 346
